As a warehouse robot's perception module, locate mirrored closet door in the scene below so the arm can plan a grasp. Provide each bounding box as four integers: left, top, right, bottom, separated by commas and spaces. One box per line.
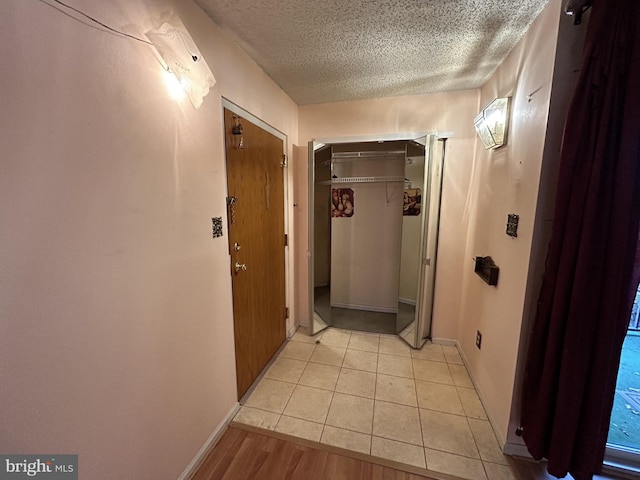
308, 136, 445, 348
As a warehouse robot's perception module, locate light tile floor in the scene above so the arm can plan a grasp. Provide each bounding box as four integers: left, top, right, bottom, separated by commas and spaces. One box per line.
233, 327, 517, 480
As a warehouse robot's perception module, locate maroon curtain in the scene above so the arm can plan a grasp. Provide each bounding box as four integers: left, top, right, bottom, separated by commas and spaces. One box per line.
520, 0, 640, 478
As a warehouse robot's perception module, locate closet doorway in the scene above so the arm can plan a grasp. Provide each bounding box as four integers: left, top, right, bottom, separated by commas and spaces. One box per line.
308, 136, 445, 348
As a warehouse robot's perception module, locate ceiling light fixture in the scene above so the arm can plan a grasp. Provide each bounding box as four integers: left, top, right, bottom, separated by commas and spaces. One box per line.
146, 17, 216, 109
474, 97, 511, 150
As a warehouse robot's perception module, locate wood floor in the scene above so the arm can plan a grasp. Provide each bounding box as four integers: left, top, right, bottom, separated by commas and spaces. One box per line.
190, 425, 442, 480
189, 425, 630, 480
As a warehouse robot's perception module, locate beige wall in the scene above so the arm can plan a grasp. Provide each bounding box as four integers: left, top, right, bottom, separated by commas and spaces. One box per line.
0, 1, 297, 479
456, 0, 563, 445
298, 90, 479, 338
331, 155, 404, 312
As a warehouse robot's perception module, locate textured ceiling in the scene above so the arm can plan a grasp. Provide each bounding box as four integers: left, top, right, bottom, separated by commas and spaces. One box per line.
195, 0, 550, 105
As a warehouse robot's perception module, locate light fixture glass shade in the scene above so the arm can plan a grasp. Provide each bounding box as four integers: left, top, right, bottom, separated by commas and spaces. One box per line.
474, 97, 511, 149
146, 17, 216, 109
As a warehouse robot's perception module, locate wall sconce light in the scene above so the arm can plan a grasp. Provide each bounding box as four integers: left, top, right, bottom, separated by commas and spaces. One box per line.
146, 17, 216, 109
474, 97, 511, 149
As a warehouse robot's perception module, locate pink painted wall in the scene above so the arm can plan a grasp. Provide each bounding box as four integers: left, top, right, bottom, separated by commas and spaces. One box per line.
0, 1, 297, 479
457, 0, 566, 445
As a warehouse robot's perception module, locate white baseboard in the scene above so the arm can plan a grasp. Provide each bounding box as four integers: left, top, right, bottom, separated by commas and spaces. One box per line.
503, 441, 532, 458
177, 402, 241, 480
441, 339, 510, 450
330, 302, 397, 313
287, 321, 300, 338
398, 298, 416, 306
430, 336, 457, 347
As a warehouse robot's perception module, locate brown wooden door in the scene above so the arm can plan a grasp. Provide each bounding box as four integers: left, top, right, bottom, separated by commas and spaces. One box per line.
224, 108, 286, 399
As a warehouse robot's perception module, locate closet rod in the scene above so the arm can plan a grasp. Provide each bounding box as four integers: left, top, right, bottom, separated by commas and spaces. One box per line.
332, 150, 405, 159
328, 175, 405, 184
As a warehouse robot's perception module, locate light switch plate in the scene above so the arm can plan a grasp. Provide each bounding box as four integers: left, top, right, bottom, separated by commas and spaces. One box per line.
506, 213, 519, 238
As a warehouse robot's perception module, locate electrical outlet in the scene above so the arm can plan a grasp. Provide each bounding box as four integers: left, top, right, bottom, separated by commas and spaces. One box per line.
476, 330, 482, 349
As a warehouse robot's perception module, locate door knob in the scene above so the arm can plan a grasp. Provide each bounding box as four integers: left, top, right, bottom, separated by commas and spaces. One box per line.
234, 262, 247, 272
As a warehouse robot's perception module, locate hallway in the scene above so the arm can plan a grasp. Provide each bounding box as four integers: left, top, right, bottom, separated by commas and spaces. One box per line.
232, 328, 513, 480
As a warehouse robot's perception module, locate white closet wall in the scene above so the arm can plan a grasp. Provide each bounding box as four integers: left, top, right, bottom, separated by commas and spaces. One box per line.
330, 155, 404, 312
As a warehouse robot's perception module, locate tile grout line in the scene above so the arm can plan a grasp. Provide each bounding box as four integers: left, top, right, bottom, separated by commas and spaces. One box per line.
249, 329, 516, 478
318, 328, 348, 448
448, 351, 485, 463
448, 344, 490, 480
369, 343, 380, 456
316, 330, 331, 445
276, 342, 316, 432
410, 346, 429, 470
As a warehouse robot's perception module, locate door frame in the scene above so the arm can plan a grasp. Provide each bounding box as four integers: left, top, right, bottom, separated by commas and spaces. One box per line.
307, 131, 445, 347
221, 99, 293, 337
